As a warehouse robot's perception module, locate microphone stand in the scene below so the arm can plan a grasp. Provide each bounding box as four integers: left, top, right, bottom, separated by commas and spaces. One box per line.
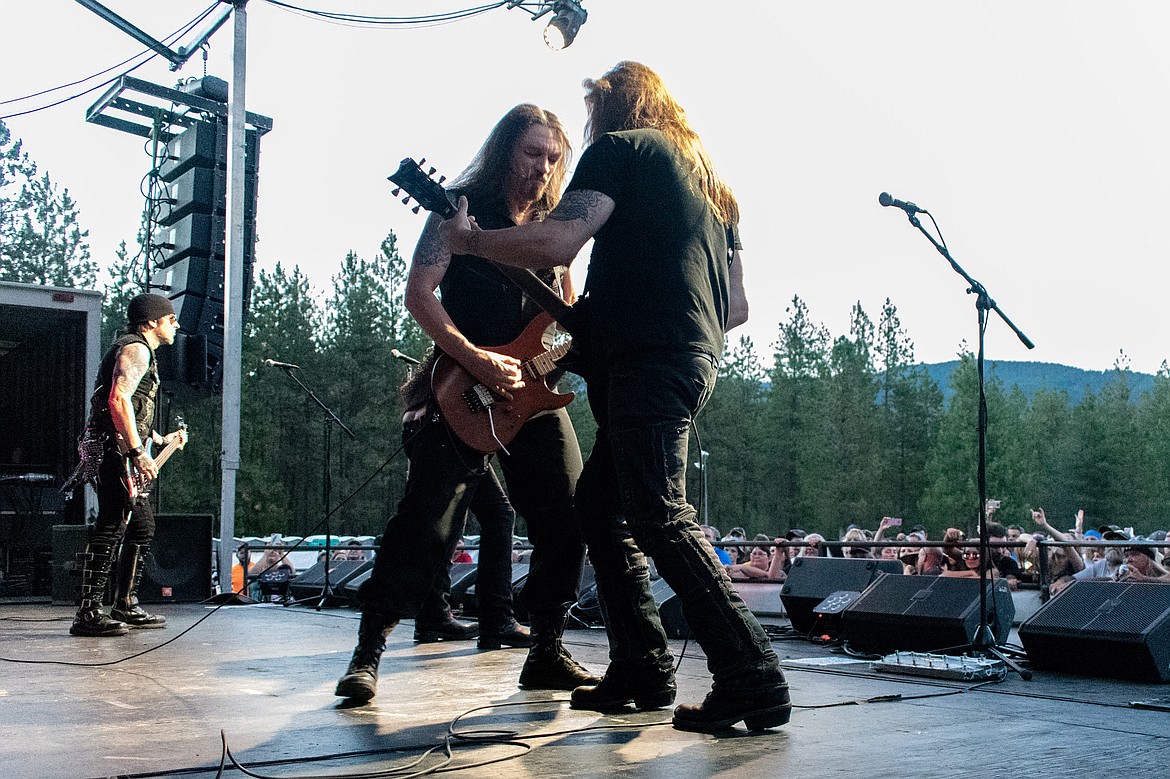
897, 206, 1034, 679
272, 364, 355, 610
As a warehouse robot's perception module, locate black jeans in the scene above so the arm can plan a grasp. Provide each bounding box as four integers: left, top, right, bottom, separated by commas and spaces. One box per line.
576, 351, 779, 687
417, 464, 516, 625
359, 408, 585, 621
90, 443, 154, 549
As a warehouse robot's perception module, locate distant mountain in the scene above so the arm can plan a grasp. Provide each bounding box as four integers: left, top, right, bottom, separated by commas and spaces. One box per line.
922, 361, 1158, 404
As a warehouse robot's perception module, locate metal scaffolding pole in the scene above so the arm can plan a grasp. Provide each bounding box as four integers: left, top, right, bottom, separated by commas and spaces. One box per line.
218, 0, 249, 594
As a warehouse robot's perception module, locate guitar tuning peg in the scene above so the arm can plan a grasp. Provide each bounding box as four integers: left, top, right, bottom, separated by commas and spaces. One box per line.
438, 175, 446, 184
428, 167, 437, 176
391, 187, 401, 196
419, 158, 427, 167
402, 196, 411, 205
412, 205, 421, 214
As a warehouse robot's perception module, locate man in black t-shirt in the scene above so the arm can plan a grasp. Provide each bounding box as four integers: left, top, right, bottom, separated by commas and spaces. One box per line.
441, 62, 789, 734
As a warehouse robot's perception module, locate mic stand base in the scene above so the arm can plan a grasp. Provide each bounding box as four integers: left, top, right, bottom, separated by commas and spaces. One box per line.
965, 626, 1032, 680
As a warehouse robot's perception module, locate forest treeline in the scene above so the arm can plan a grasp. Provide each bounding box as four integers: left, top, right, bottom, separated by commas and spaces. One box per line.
4, 118, 1169, 543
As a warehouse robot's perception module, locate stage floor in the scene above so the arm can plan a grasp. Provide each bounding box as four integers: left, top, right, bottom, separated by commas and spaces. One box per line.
1, 601, 1167, 778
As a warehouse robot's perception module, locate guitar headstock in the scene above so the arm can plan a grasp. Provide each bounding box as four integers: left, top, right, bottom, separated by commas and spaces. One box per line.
388, 157, 457, 219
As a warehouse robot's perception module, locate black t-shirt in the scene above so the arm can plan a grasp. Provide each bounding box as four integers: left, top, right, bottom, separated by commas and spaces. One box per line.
565, 129, 739, 363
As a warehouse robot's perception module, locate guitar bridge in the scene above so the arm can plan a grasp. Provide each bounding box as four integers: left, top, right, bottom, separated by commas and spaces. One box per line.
463, 384, 496, 413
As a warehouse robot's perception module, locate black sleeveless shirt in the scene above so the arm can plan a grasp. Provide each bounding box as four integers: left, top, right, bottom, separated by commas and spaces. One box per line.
439, 190, 560, 347
87, 332, 159, 443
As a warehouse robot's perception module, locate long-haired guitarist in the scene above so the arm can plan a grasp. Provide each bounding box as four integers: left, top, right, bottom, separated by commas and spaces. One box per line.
68, 293, 188, 637
335, 105, 599, 702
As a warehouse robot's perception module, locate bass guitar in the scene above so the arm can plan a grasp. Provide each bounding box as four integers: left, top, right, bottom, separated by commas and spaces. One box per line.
121, 418, 187, 499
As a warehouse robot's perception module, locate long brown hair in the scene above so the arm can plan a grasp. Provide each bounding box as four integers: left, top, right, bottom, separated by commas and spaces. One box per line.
449, 103, 572, 215
583, 61, 738, 225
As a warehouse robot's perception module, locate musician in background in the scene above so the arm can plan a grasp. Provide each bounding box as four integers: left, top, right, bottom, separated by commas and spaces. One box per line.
69, 293, 187, 636
335, 105, 598, 702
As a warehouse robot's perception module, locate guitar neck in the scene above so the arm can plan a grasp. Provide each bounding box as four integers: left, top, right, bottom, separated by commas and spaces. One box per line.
490, 264, 578, 334
152, 439, 181, 471
525, 341, 572, 378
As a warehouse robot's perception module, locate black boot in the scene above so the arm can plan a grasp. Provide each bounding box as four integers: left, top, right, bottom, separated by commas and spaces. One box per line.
518, 611, 601, 691
477, 617, 534, 650
334, 610, 398, 702
672, 676, 792, 733
111, 543, 166, 629
570, 653, 677, 712
414, 612, 479, 643
70, 541, 128, 637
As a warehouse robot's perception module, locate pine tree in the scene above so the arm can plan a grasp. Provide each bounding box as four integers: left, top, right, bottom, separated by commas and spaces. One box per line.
0, 121, 95, 287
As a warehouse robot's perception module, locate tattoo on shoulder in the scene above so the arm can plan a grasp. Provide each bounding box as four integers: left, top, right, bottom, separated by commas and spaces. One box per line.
548, 190, 605, 223
413, 219, 449, 269
113, 344, 149, 393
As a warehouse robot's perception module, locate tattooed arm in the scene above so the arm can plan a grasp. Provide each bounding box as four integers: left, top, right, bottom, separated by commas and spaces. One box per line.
108, 341, 159, 479
404, 212, 524, 397
439, 189, 615, 270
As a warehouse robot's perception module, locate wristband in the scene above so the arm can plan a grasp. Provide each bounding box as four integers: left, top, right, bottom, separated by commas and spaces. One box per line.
127, 446, 145, 459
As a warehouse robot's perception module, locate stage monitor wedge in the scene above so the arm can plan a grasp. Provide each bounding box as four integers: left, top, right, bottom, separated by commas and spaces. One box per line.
841, 574, 1014, 655
1019, 580, 1170, 683
780, 557, 902, 636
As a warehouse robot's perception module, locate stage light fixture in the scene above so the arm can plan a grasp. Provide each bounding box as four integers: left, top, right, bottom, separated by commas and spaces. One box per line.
543, 0, 587, 50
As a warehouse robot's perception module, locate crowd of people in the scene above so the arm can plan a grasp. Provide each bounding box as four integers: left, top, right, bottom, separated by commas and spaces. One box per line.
699, 505, 1170, 597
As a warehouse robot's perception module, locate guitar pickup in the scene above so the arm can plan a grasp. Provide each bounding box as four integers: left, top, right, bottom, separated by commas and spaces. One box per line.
464, 384, 496, 413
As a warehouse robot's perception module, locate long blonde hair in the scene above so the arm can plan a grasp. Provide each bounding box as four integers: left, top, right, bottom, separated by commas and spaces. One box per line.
583, 61, 738, 225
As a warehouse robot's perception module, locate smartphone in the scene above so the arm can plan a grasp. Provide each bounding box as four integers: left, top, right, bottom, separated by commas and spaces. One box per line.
987, 499, 1002, 510
888, 517, 903, 526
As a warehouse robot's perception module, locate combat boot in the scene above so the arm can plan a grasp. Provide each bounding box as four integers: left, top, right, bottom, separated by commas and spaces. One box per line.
111, 542, 166, 629
518, 610, 601, 691
70, 541, 128, 637
334, 609, 398, 702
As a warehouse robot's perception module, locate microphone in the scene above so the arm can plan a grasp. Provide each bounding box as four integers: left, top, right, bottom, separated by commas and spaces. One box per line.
1, 473, 53, 484
390, 349, 420, 366
262, 358, 300, 370
878, 192, 925, 214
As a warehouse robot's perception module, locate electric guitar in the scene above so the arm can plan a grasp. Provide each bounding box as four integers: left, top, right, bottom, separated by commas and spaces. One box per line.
121, 418, 187, 499
388, 158, 584, 452
429, 312, 574, 453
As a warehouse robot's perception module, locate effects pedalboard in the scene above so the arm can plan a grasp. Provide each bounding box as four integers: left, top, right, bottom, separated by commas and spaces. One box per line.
872, 651, 1006, 681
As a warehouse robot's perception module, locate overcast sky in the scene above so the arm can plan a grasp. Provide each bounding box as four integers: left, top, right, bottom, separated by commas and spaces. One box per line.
4, 1, 1168, 374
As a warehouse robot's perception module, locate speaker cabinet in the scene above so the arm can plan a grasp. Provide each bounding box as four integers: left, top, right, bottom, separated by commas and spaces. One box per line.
287, 559, 373, 604
841, 574, 1014, 655
52, 515, 213, 605
447, 562, 481, 611
780, 557, 903, 636
651, 577, 693, 639
342, 568, 371, 607
1019, 581, 1170, 683
51, 524, 89, 605
138, 514, 214, 603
